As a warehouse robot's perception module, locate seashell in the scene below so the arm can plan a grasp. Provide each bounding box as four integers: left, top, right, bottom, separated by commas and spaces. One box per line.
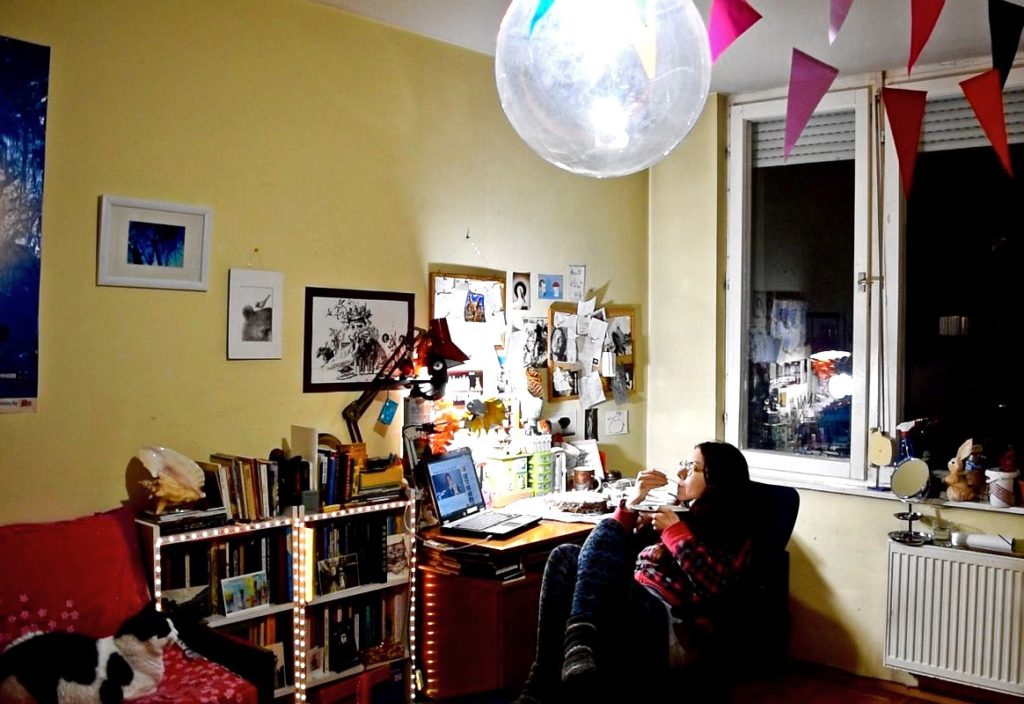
137, 446, 204, 492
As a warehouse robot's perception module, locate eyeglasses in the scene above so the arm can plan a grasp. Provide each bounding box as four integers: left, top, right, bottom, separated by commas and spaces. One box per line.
678, 460, 705, 477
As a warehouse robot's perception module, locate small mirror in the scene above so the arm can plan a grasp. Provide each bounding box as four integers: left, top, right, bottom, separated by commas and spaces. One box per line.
889, 458, 931, 546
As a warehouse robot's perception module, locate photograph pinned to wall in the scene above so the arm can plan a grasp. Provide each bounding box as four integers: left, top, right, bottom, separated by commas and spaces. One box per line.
511, 272, 530, 310
549, 309, 579, 364
537, 273, 563, 300
220, 571, 269, 616
605, 410, 629, 436
0, 36, 49, 414
519, 316, 549, 369
97, 195, 212, 291
227, 269, 283, 359
303, 287, 414, 392
551, 365, 580, 400
601, 306, 637, 399
547, 404, 580, 439
584, 408, 599, 440
566, 264, 586, 302
429, 271, 506, 369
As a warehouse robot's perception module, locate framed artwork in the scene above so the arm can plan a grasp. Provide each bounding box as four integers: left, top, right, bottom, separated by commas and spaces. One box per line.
97, 195, 212, 290
429, 271, 506, 369
227, 269, 283, 359
547, 303, 637, 400
303, 287, 414, 392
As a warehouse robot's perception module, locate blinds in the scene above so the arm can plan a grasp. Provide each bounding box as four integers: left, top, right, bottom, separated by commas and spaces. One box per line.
753, 110, 856, 168
920, 87, 1024, 152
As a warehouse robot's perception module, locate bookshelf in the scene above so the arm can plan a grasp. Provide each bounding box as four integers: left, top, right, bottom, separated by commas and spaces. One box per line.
137, 497, 416, 703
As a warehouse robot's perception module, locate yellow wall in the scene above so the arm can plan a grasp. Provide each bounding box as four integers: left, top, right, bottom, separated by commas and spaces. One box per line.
0, 0, 648, 524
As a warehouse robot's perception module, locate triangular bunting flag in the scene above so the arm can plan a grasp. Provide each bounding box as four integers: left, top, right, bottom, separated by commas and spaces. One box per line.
830, 0, 855, 45
784, 49, 840, 159
882, 87, 928, 197
908, 0, 946, 74
960, 68, 1014, 176
708, 0, 763, 63
990, 0, 1024, 87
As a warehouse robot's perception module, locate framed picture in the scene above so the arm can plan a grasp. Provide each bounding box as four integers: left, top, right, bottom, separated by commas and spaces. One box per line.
97, 195, 212, 290
220, 570, 269, 616
429, 271, 506, 368
227, 269, 283, 359
303, 287, 414, 392
602, 305, 637, 397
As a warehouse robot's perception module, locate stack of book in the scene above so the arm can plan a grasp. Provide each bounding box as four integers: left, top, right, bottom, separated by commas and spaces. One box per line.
205, 454, 282, 521
419, 543, 524, 582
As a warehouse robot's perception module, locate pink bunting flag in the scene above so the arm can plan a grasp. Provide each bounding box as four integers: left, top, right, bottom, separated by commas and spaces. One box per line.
784, 50, 840, 159
908, 0, 946, 74
960, 68, 1014, 176
882, 87, 928, 197
708, 0, 763, 63
830, 0, 855, 45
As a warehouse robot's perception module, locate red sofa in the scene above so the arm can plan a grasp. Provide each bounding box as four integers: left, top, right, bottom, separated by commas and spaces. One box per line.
0, 506, 271, 703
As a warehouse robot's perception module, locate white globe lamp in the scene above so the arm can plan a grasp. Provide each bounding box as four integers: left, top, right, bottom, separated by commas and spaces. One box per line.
495, 0, 711, 178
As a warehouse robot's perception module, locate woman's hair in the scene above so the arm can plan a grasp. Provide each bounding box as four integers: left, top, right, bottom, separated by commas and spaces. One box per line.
515, 281, 526, 296
685, 441, 753, 552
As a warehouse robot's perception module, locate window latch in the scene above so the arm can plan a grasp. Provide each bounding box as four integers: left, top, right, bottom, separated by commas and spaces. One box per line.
857, 272, 881, 292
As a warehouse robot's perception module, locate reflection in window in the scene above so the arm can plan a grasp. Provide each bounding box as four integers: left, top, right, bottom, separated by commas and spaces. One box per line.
745, 160, 855, 457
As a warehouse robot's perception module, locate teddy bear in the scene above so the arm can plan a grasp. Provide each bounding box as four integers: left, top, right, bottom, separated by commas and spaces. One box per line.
944, 438, 975, 502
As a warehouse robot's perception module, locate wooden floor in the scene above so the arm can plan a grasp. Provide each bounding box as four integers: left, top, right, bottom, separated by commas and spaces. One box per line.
434, 663, 1020, 704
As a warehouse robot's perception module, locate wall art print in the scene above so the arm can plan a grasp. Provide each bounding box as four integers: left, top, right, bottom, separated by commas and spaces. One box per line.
0, 36, 50, 413
303, 287, 414, 392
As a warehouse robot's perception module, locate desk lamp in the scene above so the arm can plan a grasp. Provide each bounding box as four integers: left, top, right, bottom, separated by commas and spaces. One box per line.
342, 318, 468, 443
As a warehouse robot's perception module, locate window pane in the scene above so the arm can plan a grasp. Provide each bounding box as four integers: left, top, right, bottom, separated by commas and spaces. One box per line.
745, 160, 855, 457
903, 143, 1024, 467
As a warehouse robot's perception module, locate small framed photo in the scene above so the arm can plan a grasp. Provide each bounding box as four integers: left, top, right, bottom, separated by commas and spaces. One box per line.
97, 195, 212, 291
317, 553, 360, 595
221, 570, 269, 616
303, 287, 414, 392
228, 269, 284, 359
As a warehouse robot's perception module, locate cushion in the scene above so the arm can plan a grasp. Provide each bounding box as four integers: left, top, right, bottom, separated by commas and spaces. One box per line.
135, 644, 258, 704
0, 506, 150, 648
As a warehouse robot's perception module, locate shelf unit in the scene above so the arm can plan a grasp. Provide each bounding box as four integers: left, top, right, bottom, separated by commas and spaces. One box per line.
137, 496, 416, 703
137, 514, 298, 700
294, 498, 415, 704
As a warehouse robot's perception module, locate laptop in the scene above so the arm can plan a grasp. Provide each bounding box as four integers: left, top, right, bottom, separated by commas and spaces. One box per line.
425, 447, 541, 537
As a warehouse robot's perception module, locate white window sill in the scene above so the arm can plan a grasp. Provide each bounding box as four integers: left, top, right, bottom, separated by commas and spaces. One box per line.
749, 468, 1024, 516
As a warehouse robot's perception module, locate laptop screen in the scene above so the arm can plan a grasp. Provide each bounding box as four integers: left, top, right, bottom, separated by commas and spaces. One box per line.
426, 447, 486, 523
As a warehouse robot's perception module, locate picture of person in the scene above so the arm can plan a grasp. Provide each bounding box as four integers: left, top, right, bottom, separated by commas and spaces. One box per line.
538, 278, 548, 300
435, 473, 459, 499
464, 291, 486, 322
512, 279, 529, 310
538, 274, 563, 301
551, 326, 569, 362
522, 319, 548, 368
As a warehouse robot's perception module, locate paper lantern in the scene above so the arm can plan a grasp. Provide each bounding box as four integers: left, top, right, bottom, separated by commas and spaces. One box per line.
495, 0, 711, 178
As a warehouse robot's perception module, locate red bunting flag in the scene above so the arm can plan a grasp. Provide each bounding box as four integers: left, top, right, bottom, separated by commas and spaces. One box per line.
830, 0, 855, 45
960, 68, 1014, 176
784, 50, 840, 159
708, 0, 763, 63
882, 87, 928, 197
908, 0, 946, 74
990, 0, 1024, 87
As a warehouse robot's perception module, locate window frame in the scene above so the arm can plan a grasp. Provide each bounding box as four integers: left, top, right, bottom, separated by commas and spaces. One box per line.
725, 87, 874, 483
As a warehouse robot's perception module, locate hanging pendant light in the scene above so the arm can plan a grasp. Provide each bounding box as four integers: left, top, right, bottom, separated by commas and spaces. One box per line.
495, 0, 711, 178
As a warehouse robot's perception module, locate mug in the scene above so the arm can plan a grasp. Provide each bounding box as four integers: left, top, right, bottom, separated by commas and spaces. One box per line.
572, 468, 595, 491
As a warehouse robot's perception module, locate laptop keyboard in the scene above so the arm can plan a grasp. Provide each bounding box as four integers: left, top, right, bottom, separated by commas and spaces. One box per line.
455, 512, 517, 530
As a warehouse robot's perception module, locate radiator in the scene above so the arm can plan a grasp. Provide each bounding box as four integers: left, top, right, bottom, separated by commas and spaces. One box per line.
885, 541, 1024, 696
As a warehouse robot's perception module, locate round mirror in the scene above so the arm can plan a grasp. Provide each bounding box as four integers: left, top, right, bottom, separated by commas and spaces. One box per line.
891, 458, 930, 500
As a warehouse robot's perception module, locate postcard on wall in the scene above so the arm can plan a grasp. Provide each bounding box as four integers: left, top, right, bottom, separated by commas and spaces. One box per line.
579, 371, 606, 409
538, 273, 563, 300
551, 311, 578, 364
511, 271, 530, 310
566, 265, 586, 302
605, 409, 629, 435
520, 316, 549, 369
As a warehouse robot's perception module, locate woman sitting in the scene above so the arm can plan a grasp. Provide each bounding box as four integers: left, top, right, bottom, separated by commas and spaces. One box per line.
515, 440, 754, 703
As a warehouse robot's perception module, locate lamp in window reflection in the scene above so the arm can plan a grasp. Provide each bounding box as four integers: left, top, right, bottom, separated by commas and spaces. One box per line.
341, 318, 468, 443
810, 350, 853, 399
494, 0, 711, 178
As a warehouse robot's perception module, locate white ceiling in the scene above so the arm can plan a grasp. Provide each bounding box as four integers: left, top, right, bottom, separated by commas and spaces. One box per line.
314, 0, 1019, 94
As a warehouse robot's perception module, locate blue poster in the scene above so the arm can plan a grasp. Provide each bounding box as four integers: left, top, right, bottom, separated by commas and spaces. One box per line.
0, 36, 49, 412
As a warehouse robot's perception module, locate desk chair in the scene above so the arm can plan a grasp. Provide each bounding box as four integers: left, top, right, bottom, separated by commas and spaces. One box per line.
672, 481, 801, 702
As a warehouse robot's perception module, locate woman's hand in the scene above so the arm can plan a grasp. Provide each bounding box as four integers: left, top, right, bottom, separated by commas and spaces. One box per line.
626, 469, 671, 507
648, 507, 680, 532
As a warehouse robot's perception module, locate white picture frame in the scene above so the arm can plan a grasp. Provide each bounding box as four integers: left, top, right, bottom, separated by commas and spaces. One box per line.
227, 268, 284, 359
97, 195, 212, 290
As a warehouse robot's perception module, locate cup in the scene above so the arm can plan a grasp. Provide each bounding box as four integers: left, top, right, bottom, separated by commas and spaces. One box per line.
572, 468, 595, 491
985, 469, 1019, 508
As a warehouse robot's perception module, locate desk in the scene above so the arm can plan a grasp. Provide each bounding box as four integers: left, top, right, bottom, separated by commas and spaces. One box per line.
416, 520, 593, 700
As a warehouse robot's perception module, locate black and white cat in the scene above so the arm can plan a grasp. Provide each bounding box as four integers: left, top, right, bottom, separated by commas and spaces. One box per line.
0, 600, 177, 704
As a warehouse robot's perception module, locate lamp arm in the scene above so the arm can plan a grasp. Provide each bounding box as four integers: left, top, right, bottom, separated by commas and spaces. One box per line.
341, 329, 424, 443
